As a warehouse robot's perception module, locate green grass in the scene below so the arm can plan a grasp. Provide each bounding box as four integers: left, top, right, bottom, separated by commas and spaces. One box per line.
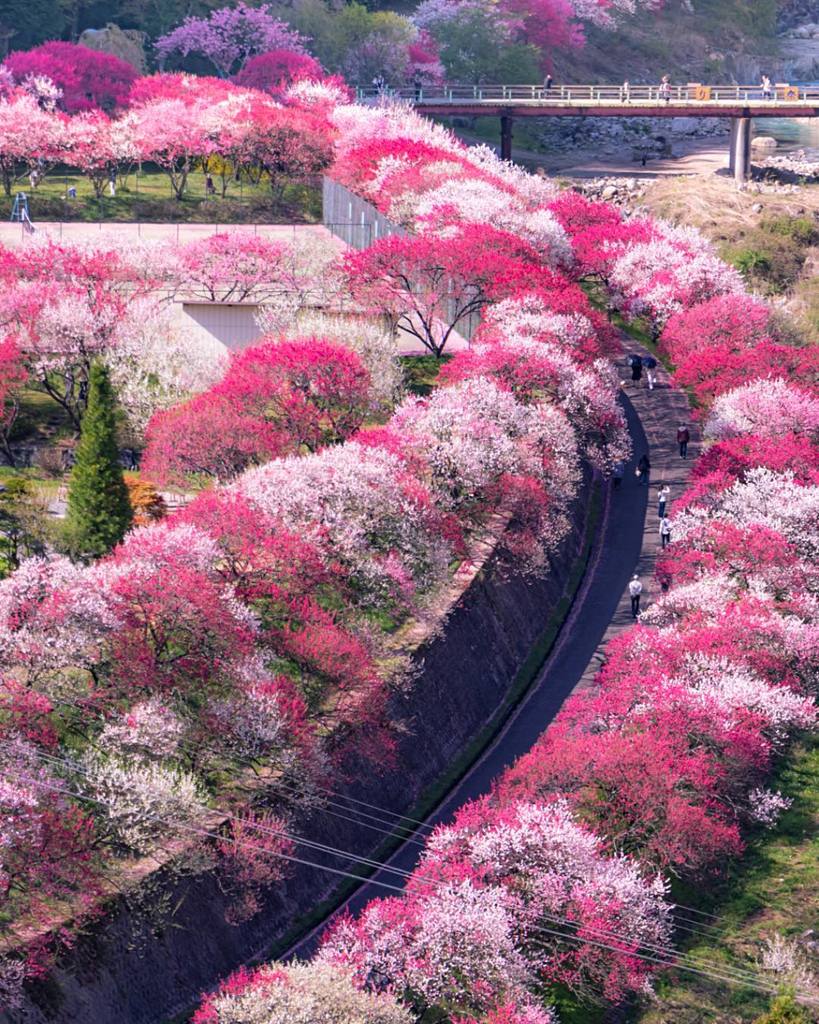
1, 165, 322, 224
401, 354, 452, 396
11, 388, 74, 444
631, 734, 819, 1024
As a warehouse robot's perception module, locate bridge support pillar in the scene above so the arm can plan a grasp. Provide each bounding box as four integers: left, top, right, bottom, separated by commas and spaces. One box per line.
500, 115, 513, 161
729, 117, 751, 185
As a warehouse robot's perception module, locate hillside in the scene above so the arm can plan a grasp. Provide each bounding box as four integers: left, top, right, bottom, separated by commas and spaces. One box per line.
552, 0, 781, 84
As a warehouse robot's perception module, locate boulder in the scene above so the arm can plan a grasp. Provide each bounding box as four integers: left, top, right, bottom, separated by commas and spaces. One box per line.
79, 23, 147, 73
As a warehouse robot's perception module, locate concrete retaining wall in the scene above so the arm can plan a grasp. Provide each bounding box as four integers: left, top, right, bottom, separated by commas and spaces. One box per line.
4, 472, 593, 1024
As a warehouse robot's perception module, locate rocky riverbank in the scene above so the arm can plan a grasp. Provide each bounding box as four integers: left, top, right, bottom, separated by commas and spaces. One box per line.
536, 114, 729, 165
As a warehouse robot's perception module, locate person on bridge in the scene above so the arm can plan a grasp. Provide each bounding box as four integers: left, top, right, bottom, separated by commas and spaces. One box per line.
659, 516, 672, 549
762, 75, 774, 100
659, 75, 671, 103
543, 73, 553, 96
628, 574, 643, 617
677, 423, 690, 459
621, 80, 631, 103
413, 70, 423, 102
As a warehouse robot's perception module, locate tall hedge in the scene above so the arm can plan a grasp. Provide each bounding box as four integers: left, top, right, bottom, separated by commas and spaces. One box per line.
64, 363, 132, 560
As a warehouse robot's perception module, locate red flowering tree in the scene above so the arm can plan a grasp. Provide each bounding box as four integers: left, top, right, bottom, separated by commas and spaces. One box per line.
4, 43, 137, 113
344, 226, 541, 357
233, 50, 324, 94
142, 337, 371, 487
497, 693, 749, 877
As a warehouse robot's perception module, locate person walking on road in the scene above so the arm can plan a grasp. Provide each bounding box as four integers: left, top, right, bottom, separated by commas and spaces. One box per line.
659, 516, 672, 549
612, 461, 625, 490
636, 453, 650, 486
628, 354, 643, 383
657, 484, 670, 518
677, 422, 690, 459
628, 574, 643, 617
642, 354, 657, 390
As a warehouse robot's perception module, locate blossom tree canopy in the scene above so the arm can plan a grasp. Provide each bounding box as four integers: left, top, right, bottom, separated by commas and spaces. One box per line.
155, 3, 308, 78
233, 50, 325, 95
4, 43, 137, 113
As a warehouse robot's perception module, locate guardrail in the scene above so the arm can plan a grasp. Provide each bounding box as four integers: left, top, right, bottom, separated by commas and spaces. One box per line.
355, 83, 819, 104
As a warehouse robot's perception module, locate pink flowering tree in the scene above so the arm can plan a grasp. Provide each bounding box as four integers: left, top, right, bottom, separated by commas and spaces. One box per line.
0, 92, 63, 196
0, 337, 26, 466
130, 98, 212, 199
64, 111, 133, 200
703, 378, 819, 443
234, 441, 453, 609
320, 880, 534, 1018
193, 962, 413, 1024
344, 227, 542, 357
0, 240, 162, 428
156, 3, 307, 78
175, 232, 300, 303
419, 798, 672, 1003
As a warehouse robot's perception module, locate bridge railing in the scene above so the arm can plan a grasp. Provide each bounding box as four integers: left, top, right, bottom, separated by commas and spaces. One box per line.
355, 83, 819, 104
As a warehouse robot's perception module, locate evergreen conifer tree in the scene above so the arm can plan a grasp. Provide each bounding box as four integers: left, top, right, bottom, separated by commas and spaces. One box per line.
64, 362, 132, 560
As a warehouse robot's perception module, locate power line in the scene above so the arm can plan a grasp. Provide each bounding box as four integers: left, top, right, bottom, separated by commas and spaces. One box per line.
9, 691, 742, 950
9, 754, 808, 1002
9, 765, 809, 1005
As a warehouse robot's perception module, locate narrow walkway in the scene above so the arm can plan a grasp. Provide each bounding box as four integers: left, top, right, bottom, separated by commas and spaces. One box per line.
289, 341, 697, 955
578, 340, 697, 689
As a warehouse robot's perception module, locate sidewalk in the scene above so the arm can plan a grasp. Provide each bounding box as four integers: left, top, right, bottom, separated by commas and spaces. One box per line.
577, 342, 696, 689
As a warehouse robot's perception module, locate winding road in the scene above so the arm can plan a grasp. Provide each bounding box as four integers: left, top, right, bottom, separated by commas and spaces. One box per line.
288, 341, 697, 957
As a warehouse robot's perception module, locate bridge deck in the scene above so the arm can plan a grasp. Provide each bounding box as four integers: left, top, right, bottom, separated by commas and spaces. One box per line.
358, 83, 819, 119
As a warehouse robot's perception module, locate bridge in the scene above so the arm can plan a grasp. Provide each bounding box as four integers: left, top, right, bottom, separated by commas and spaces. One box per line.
356, 83, 819, 182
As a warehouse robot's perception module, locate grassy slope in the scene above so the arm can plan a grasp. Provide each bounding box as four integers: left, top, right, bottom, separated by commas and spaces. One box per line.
634, 175, 819, 341
632, 735, 819, 1023
2, 166, 321, 224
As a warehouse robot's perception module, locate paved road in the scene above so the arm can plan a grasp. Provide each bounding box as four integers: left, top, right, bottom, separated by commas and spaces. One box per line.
288, 341, 697, 957
0, 222, 337, 246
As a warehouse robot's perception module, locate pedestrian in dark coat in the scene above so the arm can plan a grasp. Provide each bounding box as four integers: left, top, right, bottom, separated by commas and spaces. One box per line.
636, 453, 650, 486
677, 423, 690, 459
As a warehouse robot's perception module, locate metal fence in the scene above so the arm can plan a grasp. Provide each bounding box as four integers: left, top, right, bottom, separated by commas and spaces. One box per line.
355, 83, 819, 105
0, 221, 336, 245
322, 177, 407, 248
